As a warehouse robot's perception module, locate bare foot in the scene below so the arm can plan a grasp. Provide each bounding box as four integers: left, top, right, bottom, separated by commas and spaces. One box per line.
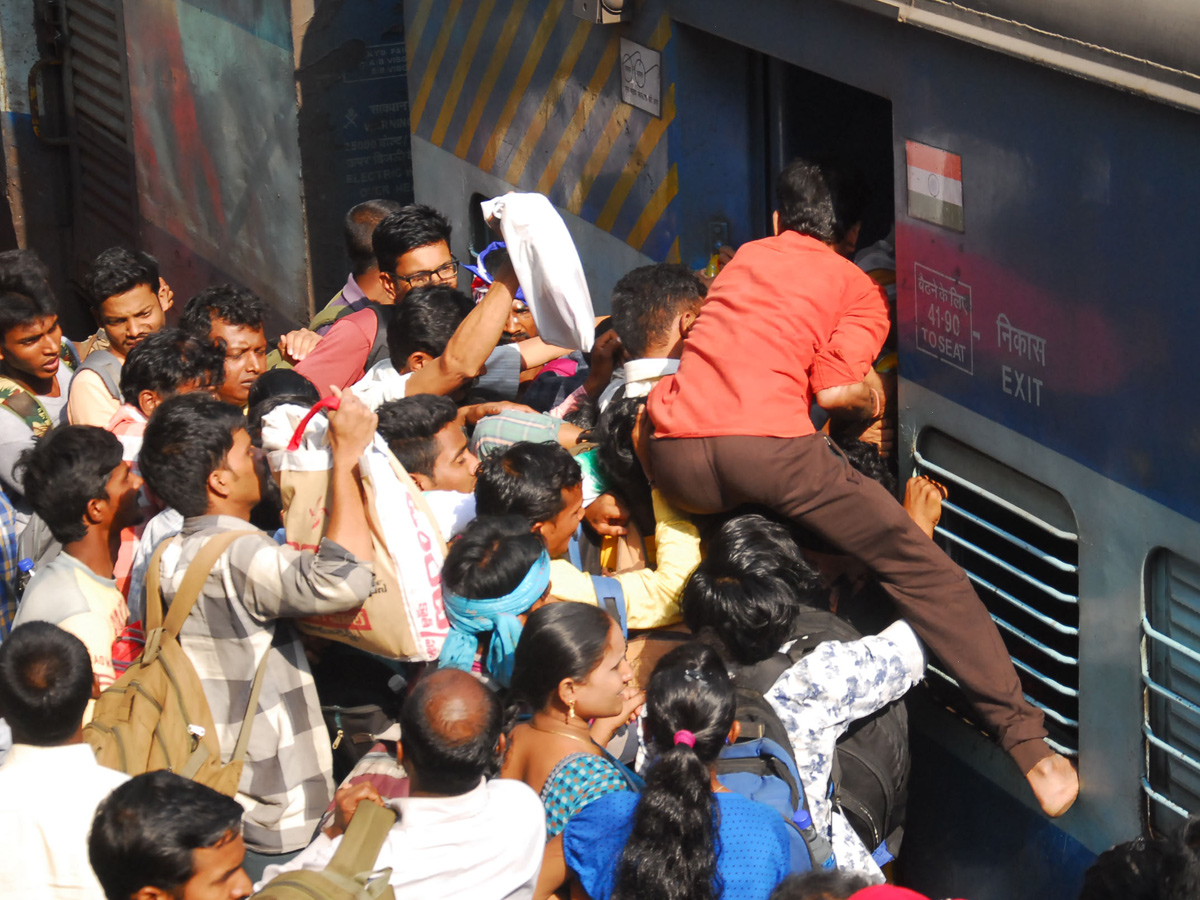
904, 475, 946, 539
1025, 753, 1079, 817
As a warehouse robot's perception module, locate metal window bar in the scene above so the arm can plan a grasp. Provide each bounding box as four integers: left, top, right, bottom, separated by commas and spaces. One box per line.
912, 450, 1079, 541
937, 527, 1079, 604
1144, 556, 1200, 828
940, 498, 1078, 574
962, 569, 1079, 637
929, 664, 1078, 755
915, 446, 1079, 755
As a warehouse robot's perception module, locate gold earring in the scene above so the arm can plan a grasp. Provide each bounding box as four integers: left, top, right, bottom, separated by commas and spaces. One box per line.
568, 699, 576, 720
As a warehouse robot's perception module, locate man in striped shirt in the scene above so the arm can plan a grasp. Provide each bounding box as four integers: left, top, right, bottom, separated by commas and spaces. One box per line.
138, 391, 376, 876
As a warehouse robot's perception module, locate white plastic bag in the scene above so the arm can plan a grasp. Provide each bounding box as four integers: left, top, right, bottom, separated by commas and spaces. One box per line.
262, 401, 450, 661
480, 192, 595, 351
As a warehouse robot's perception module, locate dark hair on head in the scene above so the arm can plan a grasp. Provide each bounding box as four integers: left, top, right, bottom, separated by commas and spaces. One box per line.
768, 870, 872, 900
563, 394, 597, 430
820, 161, 868, 248
345, 199, 404, 276
140, 392, 246, 517
376, 394, 460, 478
84, 247, 160, 310
596, 395, 651, 508
509, 601, 614, 711
398, 668, 502, 795
775, 158, 837, 242
609, 263, 705, 359
88, 771, 245, 900
474, 441, 582, 525
17, 426, 124, 544
1079, 818, 1200, 900
682, 514, 826, 665
387, 285, 473, 367
443, 515, 546, 601
834, 436, 896, 494
0, 622, 93, 744
612, 642, 735, 900
180, 284, 268, 336
0, 249, 57, 337
119, 327, 226, 407
246, 367, 320, 413
372, 203, 452, 276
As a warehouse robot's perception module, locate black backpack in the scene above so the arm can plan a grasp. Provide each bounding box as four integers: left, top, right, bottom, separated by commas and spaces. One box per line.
733, 606, 910, 863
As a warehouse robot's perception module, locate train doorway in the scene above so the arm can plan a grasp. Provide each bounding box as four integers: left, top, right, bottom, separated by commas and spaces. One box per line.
760, 56, 895, 252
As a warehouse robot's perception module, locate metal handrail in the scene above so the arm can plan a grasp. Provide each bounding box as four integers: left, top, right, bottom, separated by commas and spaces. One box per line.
914, 450, 1078, 541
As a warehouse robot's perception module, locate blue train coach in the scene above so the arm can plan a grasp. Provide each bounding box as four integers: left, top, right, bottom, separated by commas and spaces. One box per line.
405, 1, 1200, 896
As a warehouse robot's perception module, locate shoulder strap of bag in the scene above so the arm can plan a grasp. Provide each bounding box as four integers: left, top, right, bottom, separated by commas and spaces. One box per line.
0, 376, 52, 436
363, 304, 397, 373
78, 348, 122, 399
231, 647, 272, 765
777, 608, 865, 669
734, 651, 796, 696
591, 575, 627, 636
326, 799, 398, 878
146, 530, 262, 636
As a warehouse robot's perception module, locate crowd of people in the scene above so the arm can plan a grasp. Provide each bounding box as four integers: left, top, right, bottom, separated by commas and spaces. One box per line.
2, 156, 1174, 900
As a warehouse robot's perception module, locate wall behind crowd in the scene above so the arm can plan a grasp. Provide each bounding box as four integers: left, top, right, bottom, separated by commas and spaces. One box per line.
126, 2, 308, 327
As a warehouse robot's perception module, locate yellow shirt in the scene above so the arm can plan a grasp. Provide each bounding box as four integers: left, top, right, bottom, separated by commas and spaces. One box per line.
549, 489, 701, 629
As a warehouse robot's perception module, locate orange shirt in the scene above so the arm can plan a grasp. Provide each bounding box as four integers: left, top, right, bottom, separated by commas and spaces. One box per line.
648, 231, 889, 439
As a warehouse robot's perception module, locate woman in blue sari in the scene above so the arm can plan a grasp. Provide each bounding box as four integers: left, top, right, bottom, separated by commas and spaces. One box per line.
501, 601, 644, 837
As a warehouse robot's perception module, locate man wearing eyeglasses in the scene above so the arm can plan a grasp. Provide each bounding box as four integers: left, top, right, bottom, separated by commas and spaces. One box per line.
295, 205, 456, 396
295, 205, 568, 400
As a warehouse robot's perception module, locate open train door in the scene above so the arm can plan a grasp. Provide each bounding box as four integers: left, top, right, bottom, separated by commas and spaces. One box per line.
57, 0, 138, 309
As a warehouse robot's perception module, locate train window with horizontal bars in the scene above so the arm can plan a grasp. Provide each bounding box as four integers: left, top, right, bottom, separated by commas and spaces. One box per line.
1143, 550, 1200, 832
913, 429, 1080, 758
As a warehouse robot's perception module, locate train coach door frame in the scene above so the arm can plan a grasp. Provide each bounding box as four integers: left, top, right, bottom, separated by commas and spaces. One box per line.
56, 0, 139, 306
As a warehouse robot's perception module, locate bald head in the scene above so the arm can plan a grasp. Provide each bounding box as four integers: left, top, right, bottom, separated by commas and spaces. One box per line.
419, 668, 494, 744
400, 668, 503, 796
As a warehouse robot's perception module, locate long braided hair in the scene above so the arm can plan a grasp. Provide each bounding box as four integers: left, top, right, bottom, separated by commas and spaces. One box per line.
612, 643, 736, 900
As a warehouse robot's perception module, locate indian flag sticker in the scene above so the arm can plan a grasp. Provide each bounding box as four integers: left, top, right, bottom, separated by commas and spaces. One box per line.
906, 141, 964, 232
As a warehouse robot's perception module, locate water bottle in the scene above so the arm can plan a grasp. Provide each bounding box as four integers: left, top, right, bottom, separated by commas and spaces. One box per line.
704, 243, 723, 280
793, 807, 836, 870
16, 558, 34, 595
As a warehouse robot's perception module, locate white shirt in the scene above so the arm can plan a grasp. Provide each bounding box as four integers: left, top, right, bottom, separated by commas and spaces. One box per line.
351, 359, 414, 411
423, 491, 476, 541
765, 620, 925, 882
597, 357, 680, 410
260, 778, 546, 900
0, 742, 129, 900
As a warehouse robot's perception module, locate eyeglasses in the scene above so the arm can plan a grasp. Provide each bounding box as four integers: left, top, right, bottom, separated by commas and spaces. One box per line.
396, 257, 459, 288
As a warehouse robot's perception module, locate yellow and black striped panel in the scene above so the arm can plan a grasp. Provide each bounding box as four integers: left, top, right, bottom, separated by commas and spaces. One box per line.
405, 0, 680, 263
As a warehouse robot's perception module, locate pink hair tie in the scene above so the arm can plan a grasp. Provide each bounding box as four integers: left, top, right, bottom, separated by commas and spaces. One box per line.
673, 730, 696, 748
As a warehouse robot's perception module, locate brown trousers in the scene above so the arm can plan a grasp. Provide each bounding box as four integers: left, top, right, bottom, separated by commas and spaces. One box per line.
648, 432, 1051, 773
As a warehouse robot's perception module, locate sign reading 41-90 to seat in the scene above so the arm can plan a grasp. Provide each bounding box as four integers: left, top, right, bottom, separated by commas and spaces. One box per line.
914, 263, 974, 375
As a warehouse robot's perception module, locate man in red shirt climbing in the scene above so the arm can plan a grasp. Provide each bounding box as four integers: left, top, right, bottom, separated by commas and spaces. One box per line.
645, 159, 1078, 818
